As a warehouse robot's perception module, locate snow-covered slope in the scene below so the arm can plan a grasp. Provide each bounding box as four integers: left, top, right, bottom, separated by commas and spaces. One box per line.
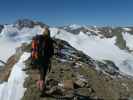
66, 24, 82, 30
1, 21, 133, 99
1, 23, 133, 76
0, 25, 42, 42
0, 52, 30, 100
50, 27, 133, 76
122, 32, 133, 50
0, 25, 42, 62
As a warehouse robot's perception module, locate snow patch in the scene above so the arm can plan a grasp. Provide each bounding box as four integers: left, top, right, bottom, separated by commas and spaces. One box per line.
69, 24, 82, 30
0, 52, 30, 100
87, 28, 100, 34
122, 32, 133, 50
0, 38, 20, 62
123, 28, 131, 31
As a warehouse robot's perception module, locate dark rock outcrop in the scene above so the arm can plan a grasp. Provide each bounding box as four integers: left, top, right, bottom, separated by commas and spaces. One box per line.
14, 19, 48, 29
0, 25, 4, 33
0, 55, 17, 81
0, 46, 23, 81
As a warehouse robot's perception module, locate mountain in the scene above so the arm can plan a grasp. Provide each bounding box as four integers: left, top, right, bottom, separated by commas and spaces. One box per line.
0, 20, 133, 99
1, 20, 133, 75
14, 19, 48, 29
50, 26, 133, 76
60, 25, 133, 50
1, 20, 133, 76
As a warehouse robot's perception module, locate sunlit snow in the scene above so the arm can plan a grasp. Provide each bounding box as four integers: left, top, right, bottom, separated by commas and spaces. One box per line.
1, 25, 133, 100
122, 32, 133, 50
0, 25, 42, 62
50, 28, 133, 76
0, 52, 30, 100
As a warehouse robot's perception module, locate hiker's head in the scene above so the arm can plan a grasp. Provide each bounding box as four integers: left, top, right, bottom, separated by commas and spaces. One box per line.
42, 27, 50, 38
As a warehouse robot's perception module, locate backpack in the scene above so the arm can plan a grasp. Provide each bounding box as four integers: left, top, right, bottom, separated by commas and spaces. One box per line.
31, 35, 53, 61
31, 36, 40, 61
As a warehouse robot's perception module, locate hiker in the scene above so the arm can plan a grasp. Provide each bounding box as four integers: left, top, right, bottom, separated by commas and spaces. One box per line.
31, 27, 54, 94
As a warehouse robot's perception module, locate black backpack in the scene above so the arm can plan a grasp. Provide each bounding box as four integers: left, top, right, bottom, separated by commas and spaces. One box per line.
37, 35, 54, 59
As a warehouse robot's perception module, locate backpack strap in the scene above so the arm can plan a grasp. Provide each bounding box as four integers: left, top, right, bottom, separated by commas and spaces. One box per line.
31, 36, 39, 60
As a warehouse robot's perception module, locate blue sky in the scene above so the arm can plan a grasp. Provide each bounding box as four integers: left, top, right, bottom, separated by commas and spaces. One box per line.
0, 0, 133, 26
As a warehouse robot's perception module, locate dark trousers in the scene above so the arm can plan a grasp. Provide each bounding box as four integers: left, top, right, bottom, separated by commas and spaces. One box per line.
38, 58, 50, 81
39, 63, 49, 81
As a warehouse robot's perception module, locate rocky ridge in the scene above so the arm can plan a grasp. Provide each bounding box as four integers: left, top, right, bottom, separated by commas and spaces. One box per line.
21, 38, 133, 100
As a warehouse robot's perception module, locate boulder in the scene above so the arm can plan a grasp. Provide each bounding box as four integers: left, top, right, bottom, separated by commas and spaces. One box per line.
63, 80, 74, 90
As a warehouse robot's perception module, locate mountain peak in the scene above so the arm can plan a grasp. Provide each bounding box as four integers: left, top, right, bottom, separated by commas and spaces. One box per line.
14, 19, 48, 29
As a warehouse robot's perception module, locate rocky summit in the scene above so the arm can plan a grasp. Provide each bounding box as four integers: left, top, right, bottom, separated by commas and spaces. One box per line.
20, 38, 133, 100
14, 19, 48, 29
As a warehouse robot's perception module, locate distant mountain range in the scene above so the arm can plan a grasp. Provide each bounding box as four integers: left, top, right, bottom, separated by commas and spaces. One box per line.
1, 19, 133, 99
0, 19, 133, 76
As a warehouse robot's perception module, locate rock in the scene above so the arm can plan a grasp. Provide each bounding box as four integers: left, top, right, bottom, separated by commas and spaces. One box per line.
0, 60, 6, 65
14, 19, 34, 29
46, 79, 59, 87
73, 62, 82, 69
74, 80, 87, 88
99, 27, 114, 38
45, 86, 64, 95
63, 80, 74, 90
0, 55, 17, 81
104, 60, 119, 70
0, 24, 4, 33
74, 75, 88, 88
97, 60, 120, 76
74, 88, 95, 96
14, 19, 48, 29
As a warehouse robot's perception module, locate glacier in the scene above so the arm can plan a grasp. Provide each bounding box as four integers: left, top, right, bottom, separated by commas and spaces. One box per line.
50, 28, 133, 76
